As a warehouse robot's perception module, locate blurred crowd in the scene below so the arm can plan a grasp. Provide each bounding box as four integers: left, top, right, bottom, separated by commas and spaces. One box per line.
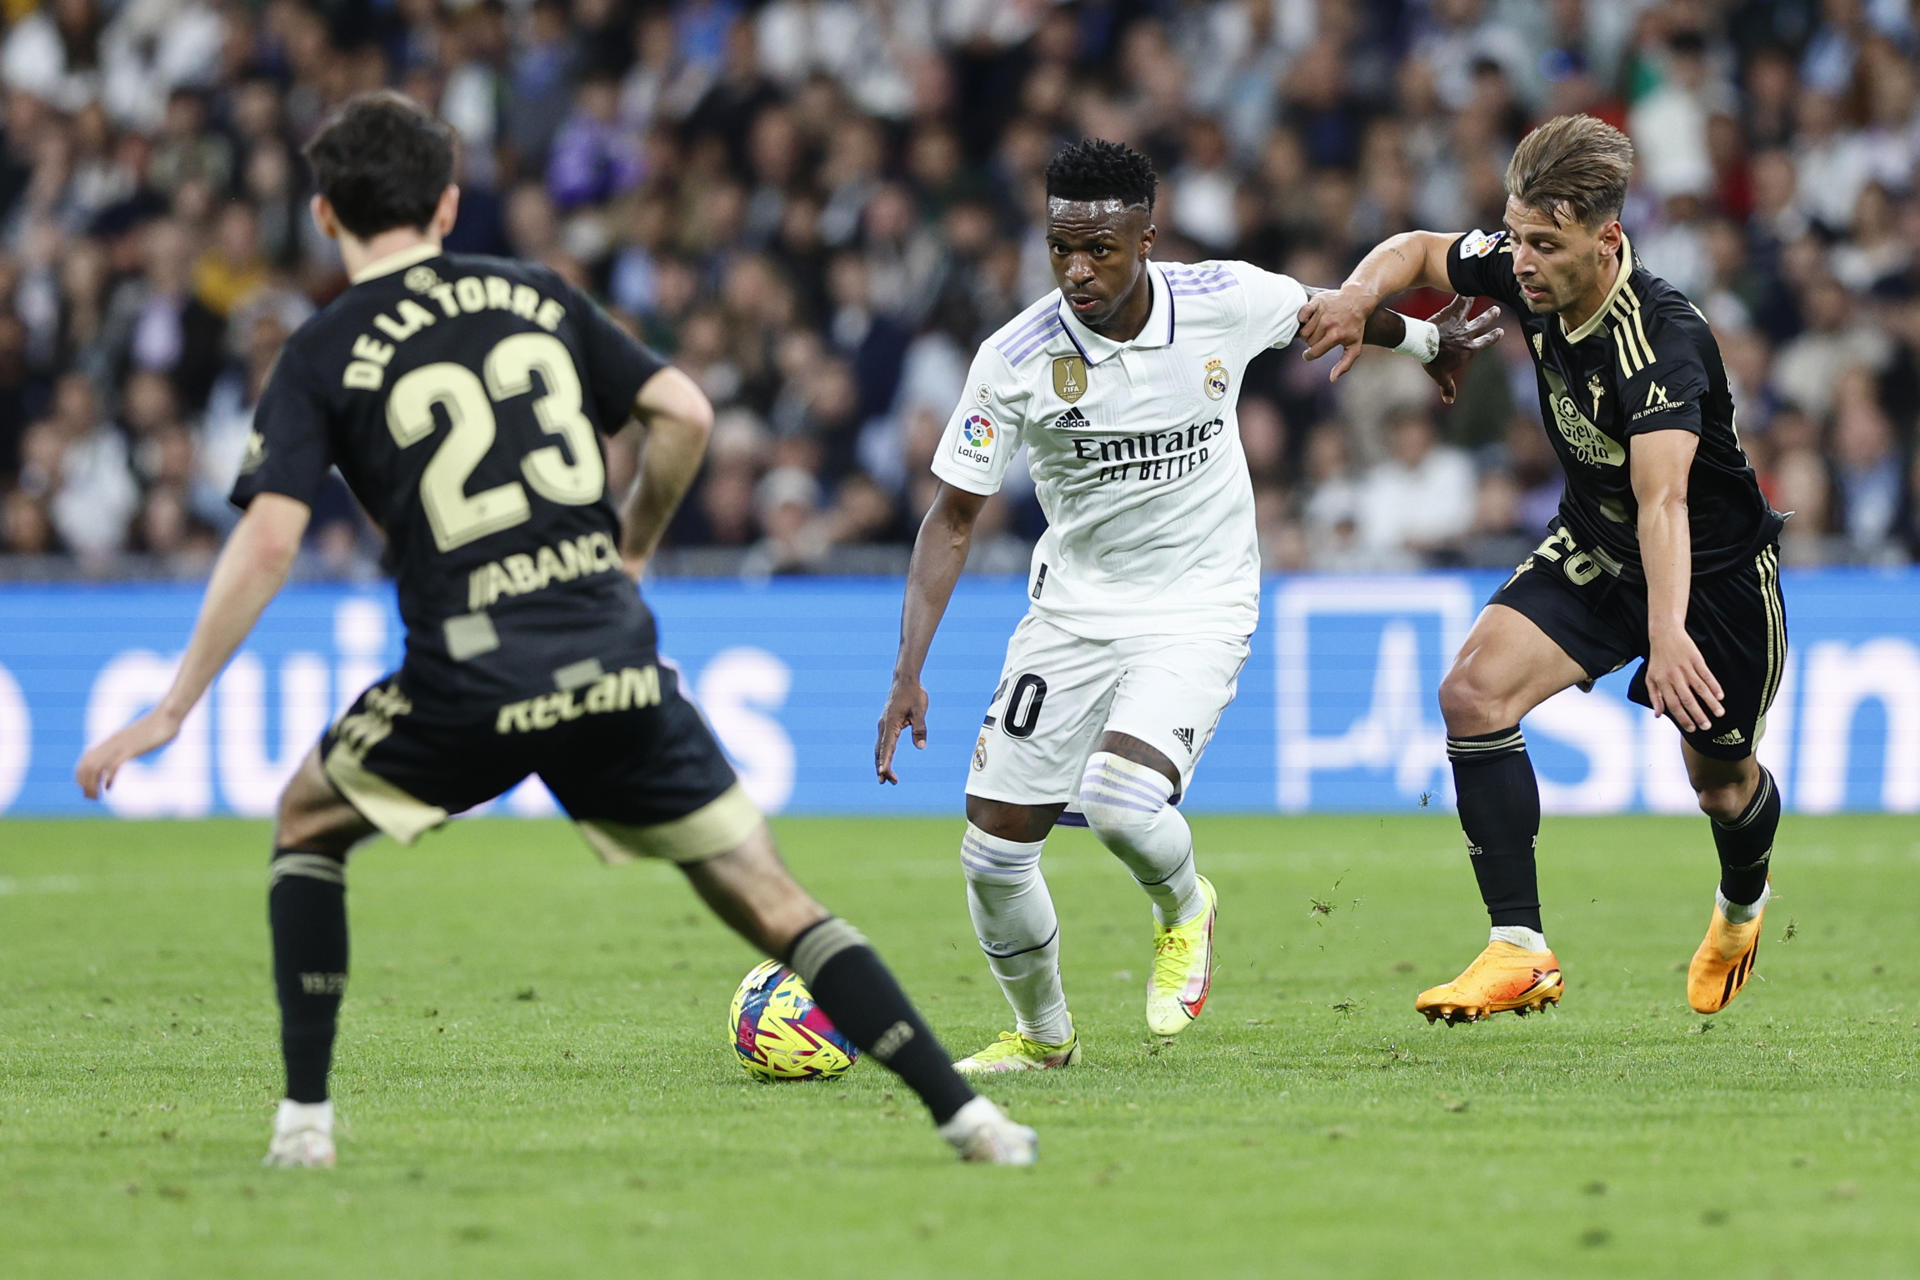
4, 0, 1920, 579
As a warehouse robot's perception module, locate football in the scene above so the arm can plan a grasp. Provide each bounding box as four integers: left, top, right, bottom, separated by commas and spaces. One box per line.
728, 960, 860, 1082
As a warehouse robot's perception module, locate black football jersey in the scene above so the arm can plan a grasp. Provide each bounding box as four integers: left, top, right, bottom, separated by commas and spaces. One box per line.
1447, 230, 1782, 581
231, 248, 667, 699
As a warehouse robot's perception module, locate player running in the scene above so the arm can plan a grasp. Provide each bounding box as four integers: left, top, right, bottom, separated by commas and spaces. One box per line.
1300, 115, 1786, 1024
874, 139, 1497, 1071
75, 92, 1035, 1166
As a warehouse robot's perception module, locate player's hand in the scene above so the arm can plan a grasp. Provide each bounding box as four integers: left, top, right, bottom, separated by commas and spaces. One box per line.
1297, 285, 1376, 382
75, 708, 185, 800
622, 554, 647, 583
875, 676, 929, 785
1425, 296, 1504, 404
1644, 630, 1726, 734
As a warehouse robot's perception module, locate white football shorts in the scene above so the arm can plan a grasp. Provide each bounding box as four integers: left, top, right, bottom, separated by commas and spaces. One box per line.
964, 613, 1251, 806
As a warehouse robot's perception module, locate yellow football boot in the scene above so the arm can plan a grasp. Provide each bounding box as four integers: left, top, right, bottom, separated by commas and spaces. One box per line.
1147, 875, 1218, 1035
954, 1022, 1079, 1074
1687, 886, 1768, 1014
1415, 941, 1563, 1025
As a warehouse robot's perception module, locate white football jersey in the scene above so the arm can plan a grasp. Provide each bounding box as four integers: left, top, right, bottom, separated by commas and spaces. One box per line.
932, 260, 1307, 640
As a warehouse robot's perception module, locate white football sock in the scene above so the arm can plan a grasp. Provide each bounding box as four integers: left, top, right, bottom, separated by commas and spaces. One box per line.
1489, 925, 1550, 952
274, 1098, 333, 1135
1717, 881, 1770, 925
1078, 753, 1205, 926
960, 824, 1072, 1044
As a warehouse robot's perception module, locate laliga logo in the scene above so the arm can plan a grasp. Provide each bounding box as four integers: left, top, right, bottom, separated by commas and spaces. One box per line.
962, 415, 995, 447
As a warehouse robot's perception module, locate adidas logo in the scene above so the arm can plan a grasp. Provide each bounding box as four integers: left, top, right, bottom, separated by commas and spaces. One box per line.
1712, 727, 1746, 746
1052, 406, 1091, 430
1172, 727, 1194, 751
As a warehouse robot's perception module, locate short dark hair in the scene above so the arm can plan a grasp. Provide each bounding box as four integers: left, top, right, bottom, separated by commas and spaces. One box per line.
1505, 114, 1634, 229
303, 91, 456, 240
1045, 138, 1156, 214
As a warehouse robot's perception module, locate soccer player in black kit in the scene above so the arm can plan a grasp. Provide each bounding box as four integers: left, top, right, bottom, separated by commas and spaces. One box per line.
1300, 115, 1786, 1023
76, 92, 1036, 1165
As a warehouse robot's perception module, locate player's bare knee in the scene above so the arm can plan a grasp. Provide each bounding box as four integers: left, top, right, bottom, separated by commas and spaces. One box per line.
1439, 665, 1511, 735
1694, 782, 1747, 823
964, 795, 1059, 844
1693, 771, 1758, 822
275, 792, 354, 857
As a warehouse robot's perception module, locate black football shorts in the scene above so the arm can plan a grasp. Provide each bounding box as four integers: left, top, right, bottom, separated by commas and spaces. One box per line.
1488, 521, 1787, 760
317, 655, 756, 862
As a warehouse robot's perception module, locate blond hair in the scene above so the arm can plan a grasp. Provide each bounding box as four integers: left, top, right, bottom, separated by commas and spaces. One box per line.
1505, 115, 1634, 229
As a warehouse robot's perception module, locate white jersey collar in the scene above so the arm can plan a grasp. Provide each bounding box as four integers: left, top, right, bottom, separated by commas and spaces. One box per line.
349, 241, 444, 285
1058, 262, 1175, 365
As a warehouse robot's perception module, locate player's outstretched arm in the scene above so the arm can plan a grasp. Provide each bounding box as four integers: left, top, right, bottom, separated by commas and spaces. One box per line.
75, 493, 310, 798
1296, 286, 1502, 404
619, 366, 715, 580
1632, 430, 1725, 734
876, 483, 988, 784
1298, 230, 1461, 380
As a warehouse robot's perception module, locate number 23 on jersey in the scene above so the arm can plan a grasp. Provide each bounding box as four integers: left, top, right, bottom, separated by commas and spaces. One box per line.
386, 332, 606, 551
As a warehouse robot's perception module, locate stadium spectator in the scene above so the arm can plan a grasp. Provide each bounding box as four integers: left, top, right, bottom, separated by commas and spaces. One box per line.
1355, 407, 1478, 565
1, 0, 1918, 580
31, 371, 137, 561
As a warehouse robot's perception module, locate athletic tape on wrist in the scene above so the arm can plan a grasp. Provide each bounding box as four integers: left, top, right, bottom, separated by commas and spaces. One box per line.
1394, 315, 1440, 363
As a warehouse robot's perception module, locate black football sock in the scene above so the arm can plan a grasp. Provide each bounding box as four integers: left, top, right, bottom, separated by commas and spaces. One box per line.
269, 850, 349, 1104
785, 918, 976, 1126
1711, 767, 1778, 907
1448, 727, 1544, 934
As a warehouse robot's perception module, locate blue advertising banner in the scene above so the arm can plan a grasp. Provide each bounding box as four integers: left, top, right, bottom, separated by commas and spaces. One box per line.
0, 571, 1914, 817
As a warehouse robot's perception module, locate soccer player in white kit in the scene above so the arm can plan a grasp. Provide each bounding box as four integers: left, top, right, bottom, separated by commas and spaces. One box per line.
874, 139, 1499, 1071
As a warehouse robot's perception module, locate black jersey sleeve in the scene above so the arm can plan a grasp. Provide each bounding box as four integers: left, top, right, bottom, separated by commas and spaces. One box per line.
553, 275, 670, 436
1618, 310, 1710, 439
1444, 229, 1528, 309
229, 345, 334, 511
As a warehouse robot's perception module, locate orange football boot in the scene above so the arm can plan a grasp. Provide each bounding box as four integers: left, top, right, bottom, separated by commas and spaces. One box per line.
1415, 941, 1564, 1025
1687, 885, 1768, 1014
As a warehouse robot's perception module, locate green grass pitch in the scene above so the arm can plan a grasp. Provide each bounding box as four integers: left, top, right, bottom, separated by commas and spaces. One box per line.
4, 814, 1916, 1279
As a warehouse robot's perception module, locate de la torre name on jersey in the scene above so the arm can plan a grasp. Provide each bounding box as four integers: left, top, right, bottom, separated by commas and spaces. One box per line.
340, 273, 570, 390
1067, 416, 1225, 484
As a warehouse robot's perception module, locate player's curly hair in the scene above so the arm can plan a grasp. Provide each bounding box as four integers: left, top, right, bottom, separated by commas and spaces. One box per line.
1045, 139, 1156, 214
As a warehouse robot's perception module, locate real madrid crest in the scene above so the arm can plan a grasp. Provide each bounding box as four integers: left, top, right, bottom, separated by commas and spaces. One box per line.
1052, 355, 1088, 403
1203, 357, 1229, 401
972, 731, 989, 771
